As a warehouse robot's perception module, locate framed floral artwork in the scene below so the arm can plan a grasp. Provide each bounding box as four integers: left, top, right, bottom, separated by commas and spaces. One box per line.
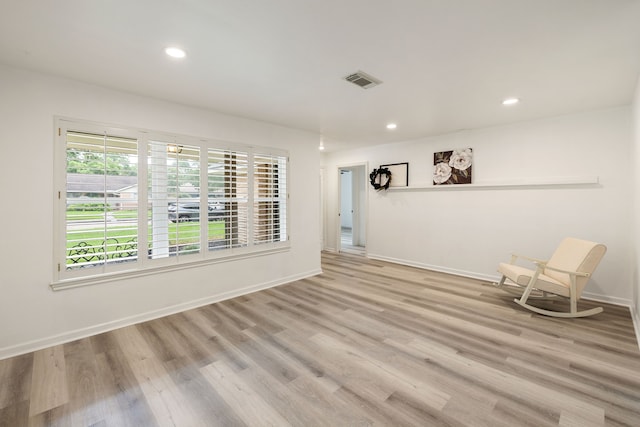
433, 148, 473, 185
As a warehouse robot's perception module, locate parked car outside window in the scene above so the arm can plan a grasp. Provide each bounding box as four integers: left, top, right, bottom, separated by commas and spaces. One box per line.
168, 202, 224, 222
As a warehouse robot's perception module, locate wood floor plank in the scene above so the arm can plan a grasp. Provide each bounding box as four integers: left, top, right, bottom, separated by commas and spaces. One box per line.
2, 252, 639, 426
163, 356, 247, 427
0, 352, 33, 410
0, 399, 29, 427
181, 309, 251, 372
62, 338, 106, 427
311, 332, 452, 411
92, 349, 158, 427
274, 328, 394, 403
28, 345, 68, 417
408, 336, 608, 424
200, 360, 291, 427
236, 363, 334, 427
26, 404, 69, 427
286, 373, 374, 426
112, 326, 203, 426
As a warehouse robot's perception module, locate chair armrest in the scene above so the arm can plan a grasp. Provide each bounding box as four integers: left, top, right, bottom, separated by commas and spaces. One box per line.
510, 253, 548, 265
542, 264, 590, 277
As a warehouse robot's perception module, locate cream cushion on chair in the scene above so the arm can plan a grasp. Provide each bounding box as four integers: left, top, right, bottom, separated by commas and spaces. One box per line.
497, 263, 571, 297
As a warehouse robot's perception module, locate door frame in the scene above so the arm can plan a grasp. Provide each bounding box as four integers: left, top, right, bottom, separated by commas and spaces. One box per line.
337, 162, 368, 254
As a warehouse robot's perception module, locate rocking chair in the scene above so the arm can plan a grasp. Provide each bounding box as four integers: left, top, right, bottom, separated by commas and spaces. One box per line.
496, 237, 607, 318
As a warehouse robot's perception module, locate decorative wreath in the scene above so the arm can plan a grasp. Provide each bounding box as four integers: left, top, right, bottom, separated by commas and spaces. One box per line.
369, 167, 392, 190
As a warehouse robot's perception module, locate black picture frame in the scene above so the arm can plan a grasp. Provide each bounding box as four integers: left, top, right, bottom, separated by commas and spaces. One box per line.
380, 162, 409, 187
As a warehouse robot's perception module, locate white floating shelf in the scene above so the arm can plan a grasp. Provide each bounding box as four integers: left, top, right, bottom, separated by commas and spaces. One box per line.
388, 176, 600, 191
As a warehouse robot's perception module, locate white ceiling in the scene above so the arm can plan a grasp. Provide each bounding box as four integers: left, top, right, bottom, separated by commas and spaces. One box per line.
1, 0, 640, 151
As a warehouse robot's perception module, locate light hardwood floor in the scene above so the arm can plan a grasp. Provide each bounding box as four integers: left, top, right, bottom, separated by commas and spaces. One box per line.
1, 252, 639, 426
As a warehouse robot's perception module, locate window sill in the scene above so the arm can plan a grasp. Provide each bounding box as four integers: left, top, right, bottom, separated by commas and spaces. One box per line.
50, 244, 290, 291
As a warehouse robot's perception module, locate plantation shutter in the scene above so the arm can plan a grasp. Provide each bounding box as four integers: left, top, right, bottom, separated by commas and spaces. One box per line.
253, 153, 287, 245
207, 148, 249, 250
148, 141, 201, 259
65, 131, 139, 270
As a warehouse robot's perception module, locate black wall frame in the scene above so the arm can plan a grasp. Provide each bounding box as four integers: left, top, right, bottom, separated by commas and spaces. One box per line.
380, 162, 409, 187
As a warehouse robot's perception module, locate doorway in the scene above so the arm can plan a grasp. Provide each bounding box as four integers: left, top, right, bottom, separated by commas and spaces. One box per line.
338, 164, 367, 255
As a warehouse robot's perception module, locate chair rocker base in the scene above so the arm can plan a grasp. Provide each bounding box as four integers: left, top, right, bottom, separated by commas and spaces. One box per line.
494, 281, 561, 300
513, 298, 603, 318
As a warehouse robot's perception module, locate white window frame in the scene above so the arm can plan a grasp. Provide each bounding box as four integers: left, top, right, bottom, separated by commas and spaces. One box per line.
52, 117, 289, 289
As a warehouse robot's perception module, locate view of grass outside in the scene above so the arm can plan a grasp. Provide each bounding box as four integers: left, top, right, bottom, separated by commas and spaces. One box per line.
67, 222, 224, 246
67, 210, 139, 221
66, 212, 226, 266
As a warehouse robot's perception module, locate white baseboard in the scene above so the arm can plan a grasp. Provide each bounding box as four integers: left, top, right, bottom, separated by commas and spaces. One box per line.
581, 291, 633, 307
0, 269, 322, 361
367, 253, 500, 283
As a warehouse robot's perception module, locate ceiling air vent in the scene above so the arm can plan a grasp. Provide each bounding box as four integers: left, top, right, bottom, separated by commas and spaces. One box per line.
344, 71, 382, 89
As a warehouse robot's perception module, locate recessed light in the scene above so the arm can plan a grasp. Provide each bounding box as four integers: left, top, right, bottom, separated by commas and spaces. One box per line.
502, 97, 519, 106
386, 123, 397, 130
165, 47, 186, 59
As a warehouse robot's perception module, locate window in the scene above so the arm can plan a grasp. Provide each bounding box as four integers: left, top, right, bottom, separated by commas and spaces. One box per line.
55, 119, 289, 285
208, 148, 249, 250
253, 153, 288, 245
147, 140, 202, 258
64, 131, 139, 271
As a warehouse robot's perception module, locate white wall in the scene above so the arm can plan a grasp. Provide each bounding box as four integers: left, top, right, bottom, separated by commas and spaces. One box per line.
633, 75, 640, 324
0, 64, 321, 359
323, 107, 633, 304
